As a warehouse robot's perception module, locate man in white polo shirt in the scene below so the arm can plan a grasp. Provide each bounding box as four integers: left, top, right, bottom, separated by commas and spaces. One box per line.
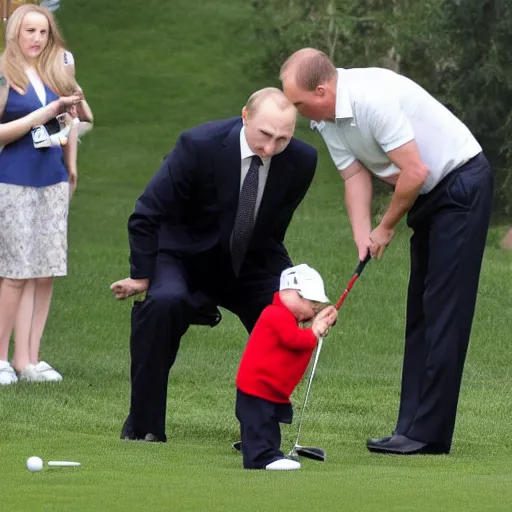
280, 48, 493, 455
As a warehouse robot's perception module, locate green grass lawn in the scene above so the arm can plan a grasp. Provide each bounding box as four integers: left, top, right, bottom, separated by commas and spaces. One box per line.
1, 0, 512, 510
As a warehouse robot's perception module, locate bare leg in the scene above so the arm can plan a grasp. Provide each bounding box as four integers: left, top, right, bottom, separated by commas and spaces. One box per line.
12, 279, 36, 372
0, 278, 27, 361
28, 277, 54, 365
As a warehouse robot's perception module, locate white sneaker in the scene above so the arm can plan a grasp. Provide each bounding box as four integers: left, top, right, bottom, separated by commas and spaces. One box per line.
265, 458, 301, 471
0, 360, 18, 385
20, 361, 63, 382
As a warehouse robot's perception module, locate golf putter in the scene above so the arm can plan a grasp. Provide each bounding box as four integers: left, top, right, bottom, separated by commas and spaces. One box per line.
288, 335, 326, 461
288, 254, 371, 462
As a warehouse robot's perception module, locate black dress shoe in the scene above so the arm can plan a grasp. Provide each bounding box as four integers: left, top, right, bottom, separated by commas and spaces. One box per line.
367, 435, 393, 445
120, 414, 165, 442
143, 433, 163, 443
120, 415, 136, 440
120, 428, 137, 441
367, 435, 448, 455
121, 431, 163, 442
232, 440, 242, 452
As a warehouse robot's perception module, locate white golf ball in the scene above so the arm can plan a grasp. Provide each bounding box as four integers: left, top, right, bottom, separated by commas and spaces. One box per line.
26, 456, 43, 472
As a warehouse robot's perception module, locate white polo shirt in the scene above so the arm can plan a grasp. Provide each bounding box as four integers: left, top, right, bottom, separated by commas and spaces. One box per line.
313, 68, 482, 194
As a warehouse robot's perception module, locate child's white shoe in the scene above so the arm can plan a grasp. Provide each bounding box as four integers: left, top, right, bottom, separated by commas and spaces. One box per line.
0, 360, 18, 385
265, 458, 301, 471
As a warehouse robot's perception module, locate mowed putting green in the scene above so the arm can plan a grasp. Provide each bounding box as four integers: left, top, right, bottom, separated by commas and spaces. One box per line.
1, 1, 512, 511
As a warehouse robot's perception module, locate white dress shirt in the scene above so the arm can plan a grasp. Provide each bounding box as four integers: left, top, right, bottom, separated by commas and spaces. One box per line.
312, 68, 482, 194
239, 126, 271, 220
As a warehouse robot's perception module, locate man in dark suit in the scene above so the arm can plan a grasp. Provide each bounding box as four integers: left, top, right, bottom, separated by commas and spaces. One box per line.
110, 88, 317, 442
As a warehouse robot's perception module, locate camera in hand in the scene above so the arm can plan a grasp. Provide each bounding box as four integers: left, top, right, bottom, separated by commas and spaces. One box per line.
31, 116, 69, 149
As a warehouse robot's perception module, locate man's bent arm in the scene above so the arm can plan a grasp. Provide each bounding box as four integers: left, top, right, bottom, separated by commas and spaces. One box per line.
342, 160, 373, 259
273, 148, 317, 244
380, 142, 428, 230
129, 134, 197, 280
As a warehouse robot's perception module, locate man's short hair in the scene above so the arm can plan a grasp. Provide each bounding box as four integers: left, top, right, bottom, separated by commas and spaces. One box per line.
245, 87, 293, 117
280, 49, 337, 91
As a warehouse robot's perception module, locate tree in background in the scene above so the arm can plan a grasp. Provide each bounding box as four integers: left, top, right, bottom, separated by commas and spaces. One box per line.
435, 0, 512, 219
251, 0, 512, 220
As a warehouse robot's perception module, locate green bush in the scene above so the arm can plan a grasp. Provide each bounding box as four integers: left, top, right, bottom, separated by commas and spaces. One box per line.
251, 0, 512, 219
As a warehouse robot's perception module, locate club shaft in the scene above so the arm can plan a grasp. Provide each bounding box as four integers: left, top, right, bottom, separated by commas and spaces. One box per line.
292, 256, 370, 454
294, 336, 323, 446
290, 253, 371, 455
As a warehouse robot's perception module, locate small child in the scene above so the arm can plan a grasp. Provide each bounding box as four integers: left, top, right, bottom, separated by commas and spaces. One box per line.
235, 264, 338, 470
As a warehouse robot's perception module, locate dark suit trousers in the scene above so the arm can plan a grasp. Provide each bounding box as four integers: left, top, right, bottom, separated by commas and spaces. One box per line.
235, 389, 293, 469
127, 250, 281, 441
394, 153, 493, 451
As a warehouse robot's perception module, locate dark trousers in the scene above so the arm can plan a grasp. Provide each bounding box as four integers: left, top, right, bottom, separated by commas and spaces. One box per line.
394, 153, 493, 451
236, 389, 293, 469
124, 250, 281, 441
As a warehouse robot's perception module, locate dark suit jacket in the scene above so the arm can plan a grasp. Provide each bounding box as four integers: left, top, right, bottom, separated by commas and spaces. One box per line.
128, 117, 317, 281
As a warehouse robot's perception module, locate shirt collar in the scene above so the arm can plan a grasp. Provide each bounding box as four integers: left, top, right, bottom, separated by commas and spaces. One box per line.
239, 125, 254, 161
335, 68, 353, 120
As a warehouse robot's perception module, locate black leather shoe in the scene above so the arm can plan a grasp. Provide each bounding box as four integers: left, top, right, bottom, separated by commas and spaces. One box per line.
121, 430, 163, 442
143, 433, 163, 443
367, 435, 393, 445
120, 431, 137, 441
120, 413, 166, 442
367, 435, 448, 455
232, 441, 242, 452
120, 415, 136, 440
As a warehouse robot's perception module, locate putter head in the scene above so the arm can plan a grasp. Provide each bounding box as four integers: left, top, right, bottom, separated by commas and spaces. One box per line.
295, 445, 326, 462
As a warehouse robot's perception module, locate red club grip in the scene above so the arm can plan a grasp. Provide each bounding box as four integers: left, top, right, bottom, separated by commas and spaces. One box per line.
335, 254, 371, 310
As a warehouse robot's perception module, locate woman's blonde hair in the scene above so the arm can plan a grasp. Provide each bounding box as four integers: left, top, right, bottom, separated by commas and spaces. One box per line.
1, 3, 77, 95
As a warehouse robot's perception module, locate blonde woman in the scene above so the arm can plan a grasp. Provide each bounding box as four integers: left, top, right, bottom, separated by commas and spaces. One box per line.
0, 4, 92, 384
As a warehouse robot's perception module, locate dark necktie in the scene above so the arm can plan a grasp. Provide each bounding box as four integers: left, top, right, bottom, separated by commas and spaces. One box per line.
231, 155, 262, 276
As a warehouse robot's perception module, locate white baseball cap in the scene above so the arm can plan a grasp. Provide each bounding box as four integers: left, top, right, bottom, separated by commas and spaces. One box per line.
279, 264, 330, 303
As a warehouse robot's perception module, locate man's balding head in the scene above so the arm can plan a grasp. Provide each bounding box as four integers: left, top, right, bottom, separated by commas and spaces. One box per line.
245, 87, 294, 118
279, 48, 338, 122
280, 48, 337, 91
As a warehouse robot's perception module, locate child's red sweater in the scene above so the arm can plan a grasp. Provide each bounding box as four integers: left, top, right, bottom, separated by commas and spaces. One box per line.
236, 293, 318, 403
